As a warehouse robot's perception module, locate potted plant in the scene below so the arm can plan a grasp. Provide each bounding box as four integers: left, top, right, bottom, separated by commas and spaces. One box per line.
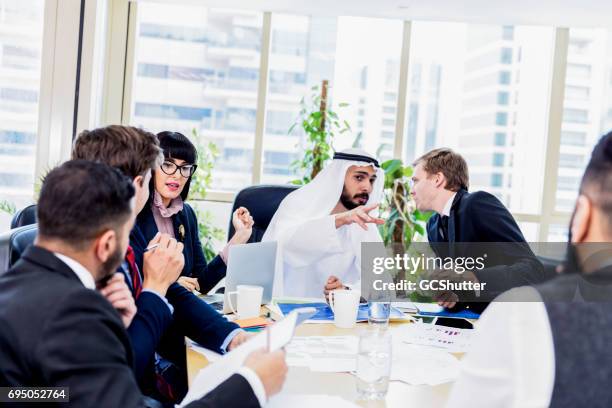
289, 80, 351, 185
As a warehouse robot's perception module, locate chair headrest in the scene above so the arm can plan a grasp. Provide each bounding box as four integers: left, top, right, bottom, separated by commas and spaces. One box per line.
11, 204, 37, 229
228, 184, 299, 243
0, 224, 38, 274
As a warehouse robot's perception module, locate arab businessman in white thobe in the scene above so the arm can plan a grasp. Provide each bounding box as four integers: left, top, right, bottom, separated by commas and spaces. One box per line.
263, 148, 386, 298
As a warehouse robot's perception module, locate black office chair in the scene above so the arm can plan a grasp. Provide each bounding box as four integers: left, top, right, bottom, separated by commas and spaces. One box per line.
0, 224, 38, 274
227, 184, 299, 243
11, 204, 37, 228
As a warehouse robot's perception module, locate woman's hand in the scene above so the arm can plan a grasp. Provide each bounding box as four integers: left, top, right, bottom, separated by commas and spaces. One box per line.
176, 276, 200, 293
230, 207, 254, 244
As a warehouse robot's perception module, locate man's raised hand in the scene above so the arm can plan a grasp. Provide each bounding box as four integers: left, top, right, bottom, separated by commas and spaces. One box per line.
335, 203, 385, 230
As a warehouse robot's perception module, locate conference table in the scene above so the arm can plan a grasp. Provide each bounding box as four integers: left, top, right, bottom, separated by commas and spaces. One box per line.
186, 316, 457, 407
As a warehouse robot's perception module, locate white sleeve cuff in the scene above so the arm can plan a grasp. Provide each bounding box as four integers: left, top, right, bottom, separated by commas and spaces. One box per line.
236, 366, 267, 407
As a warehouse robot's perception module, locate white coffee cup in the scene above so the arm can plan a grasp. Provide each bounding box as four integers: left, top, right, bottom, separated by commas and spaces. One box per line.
227, 285, 263, 319
328, 290, 360, 328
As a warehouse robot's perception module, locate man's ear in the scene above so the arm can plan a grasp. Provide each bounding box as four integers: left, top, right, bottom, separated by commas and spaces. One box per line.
95, 229, 117, 263
434, 172, 446, 188
133, 174, 144, 188
571, 195, 592, 243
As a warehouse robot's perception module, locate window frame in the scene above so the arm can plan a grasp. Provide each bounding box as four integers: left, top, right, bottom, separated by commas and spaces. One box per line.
104, 3, 574, 240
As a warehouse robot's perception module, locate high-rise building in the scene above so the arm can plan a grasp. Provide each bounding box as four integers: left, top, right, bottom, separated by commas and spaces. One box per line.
556, 29, 612, 212
0, 0, 43, 230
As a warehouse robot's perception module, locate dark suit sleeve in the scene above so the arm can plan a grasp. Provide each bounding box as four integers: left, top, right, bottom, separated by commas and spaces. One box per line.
36, 289, 258, 408
35, 289, 147, 407
127, 291, 172, 385
166, 283, 239, 353
184, 204, 227, 294
468, 191, 547, 297
186, 374, 260, 408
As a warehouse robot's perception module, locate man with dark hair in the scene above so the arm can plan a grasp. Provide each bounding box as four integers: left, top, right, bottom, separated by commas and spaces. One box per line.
446, 132, 612, 407
0, 160, 286, 407
72, 126, 269, 403
411, 148, 546, 314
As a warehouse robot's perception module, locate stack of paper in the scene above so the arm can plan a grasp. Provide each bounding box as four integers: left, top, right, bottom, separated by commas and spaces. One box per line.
285, 336, 358, 372
180, 312, 299, 406
282, 334, 461, 384
186, 338, 222, 363
266, 394, 359, 407
400, 322, 474, 352
390, 344, 460, 386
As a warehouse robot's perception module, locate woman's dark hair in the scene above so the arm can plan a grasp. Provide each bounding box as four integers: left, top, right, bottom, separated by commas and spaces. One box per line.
153, 131, 198, 201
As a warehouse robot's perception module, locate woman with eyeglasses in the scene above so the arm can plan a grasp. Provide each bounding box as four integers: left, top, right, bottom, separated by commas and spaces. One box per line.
134, 131, 254, 294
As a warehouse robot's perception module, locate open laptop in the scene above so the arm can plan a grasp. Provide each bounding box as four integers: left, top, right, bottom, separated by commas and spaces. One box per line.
222, 241, 278, 314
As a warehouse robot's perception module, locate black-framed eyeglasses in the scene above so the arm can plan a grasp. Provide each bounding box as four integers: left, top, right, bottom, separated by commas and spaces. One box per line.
160, 161, 197, 178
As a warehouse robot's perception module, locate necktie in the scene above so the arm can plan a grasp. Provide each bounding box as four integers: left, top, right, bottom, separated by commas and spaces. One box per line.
439, 215, 449, 241
125, 246, 142, 298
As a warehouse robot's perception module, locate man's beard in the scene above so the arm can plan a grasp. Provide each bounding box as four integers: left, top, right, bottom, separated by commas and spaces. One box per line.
97, 245, 125, 284
340, 188, 369, 210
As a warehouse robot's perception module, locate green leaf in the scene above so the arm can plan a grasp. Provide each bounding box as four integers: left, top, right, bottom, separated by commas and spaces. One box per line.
338, 102, 349, 107
382, 159, 402, 175
414, 223, 425, 236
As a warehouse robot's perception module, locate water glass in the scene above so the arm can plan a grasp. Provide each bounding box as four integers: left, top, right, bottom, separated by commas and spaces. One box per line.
356, 330, 392, 400
368, 301, 391, 327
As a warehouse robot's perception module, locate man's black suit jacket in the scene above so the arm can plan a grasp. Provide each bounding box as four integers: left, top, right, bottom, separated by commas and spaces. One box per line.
427, 189, 550, 312
0, 246, 259, 408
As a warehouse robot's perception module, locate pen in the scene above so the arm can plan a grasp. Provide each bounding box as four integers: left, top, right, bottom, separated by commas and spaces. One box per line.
145, 243, 160, 252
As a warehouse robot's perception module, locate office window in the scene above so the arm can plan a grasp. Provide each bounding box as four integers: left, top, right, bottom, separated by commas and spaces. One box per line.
500, 47, 513, 64
558, 153, 584, 169
502, 26, 514, 41
261, 14, 336, 185
563, 108, 588, 123
497, 91, 509, 105
493, 153, 505, 167
566, 63, 591, 80
404, 22, 554, 214
325, 17, 403, 164
129, 3, 262, 192
495, 132, 506, 146
560, 131, 587, 146
0, 0, 44, 232
564, 85, 590, 101
495, 112, 508, 125
491, 173, 503, 187
382, 118, 395, 127
499, 71, 511, 84
556, 29, 612, 212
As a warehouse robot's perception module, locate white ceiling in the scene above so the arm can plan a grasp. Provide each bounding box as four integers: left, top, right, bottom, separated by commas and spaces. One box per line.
139, 0, 612, 28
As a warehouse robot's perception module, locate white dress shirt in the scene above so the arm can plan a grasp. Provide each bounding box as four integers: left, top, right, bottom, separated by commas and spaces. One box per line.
52, 252, 267, 407
54, 252, 96, 289
442, 192, 457, 217
446, 286, 555, 408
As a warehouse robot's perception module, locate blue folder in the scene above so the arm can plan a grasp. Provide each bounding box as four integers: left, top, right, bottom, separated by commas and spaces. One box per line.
277, 302, 405, 322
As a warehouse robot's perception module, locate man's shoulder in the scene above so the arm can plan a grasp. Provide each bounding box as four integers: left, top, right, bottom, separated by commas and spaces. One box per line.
0, 266, 119, 337
459, 190, 507, 215
461, 190, 499, 205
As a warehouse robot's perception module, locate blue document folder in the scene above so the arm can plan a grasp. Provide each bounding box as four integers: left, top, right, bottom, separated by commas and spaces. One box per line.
277, 302, 405, 322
